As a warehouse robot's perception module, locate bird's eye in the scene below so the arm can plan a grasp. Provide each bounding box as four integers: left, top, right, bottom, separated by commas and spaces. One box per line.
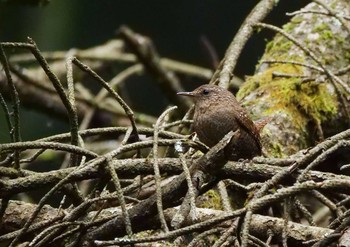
202, 89, 209, 95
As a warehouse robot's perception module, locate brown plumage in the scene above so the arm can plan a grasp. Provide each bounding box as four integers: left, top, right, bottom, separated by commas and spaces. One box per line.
178, 84, 262, 161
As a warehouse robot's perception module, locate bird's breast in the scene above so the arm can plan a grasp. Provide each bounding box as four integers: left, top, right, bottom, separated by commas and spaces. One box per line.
193, 106, 239, 147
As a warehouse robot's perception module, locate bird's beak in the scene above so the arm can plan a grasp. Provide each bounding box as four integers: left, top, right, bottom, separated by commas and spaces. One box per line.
177, 91, 195, 97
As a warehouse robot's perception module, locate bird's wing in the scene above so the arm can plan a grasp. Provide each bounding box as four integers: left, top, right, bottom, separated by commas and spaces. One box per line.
254, 116, 272, 132
232, 106, 261, 148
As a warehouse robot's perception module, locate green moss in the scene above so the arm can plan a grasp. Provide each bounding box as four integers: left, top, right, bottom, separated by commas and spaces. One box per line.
261, 128, 285, 158
330, 1, 337, 9
290, 16, 303, 25
268, 142, 284, 158
238, 63, 303, 100
265, 40, 274, 53
335, 35, 345, 45
258, 33, 303, 65
264, 39, 293, 60
313, 23, 329, 33
238, 78, 260, 98
321, 30, 333, 40
312, 23, 338, 45
238, 63, 338, 134
283, 22, 294, 33
283, 18, 302, 33
345, 51, 350, 61
238, 15, 340, 155
298, 82, 337, 121
198, 190, 222, 210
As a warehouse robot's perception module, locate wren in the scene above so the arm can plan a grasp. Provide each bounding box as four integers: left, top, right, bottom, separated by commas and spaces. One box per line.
178, 84, 263, 161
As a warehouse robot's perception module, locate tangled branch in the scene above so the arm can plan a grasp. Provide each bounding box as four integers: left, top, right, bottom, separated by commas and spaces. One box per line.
1, 1, 350, 246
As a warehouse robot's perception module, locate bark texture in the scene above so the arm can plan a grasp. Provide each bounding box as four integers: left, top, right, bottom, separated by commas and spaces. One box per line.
237, 0, 350, 157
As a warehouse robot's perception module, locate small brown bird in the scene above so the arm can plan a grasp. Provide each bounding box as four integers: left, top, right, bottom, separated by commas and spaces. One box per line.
178, 84, 263, 161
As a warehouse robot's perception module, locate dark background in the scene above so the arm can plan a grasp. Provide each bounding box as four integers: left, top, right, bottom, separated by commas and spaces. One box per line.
0, 0, 309, 142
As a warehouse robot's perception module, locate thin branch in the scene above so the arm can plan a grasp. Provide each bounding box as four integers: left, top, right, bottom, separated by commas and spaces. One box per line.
0, 44, 21, 169
72, 57, 140, 145
65, 55, 81, 167
119, 26, 191, 113
24, 38, 81, 170
152, 106, 178, 232
0, 141, 97, 157
106, 156, 133, 236
211, 0, 276, 88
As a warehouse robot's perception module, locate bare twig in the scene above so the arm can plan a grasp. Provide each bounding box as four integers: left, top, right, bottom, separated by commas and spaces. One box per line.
152, 106, 179, 233
211, 0, 276, 88
27, 38, 81, 166
72, 57, 140, 145
119, 26, 191, 113
0, 44, 21, 169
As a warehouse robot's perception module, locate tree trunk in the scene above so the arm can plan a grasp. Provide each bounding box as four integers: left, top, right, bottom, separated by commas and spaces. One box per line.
237, 0, 350, 157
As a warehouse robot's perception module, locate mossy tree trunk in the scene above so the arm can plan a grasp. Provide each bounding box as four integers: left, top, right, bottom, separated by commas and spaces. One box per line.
237, 0, 350, 157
